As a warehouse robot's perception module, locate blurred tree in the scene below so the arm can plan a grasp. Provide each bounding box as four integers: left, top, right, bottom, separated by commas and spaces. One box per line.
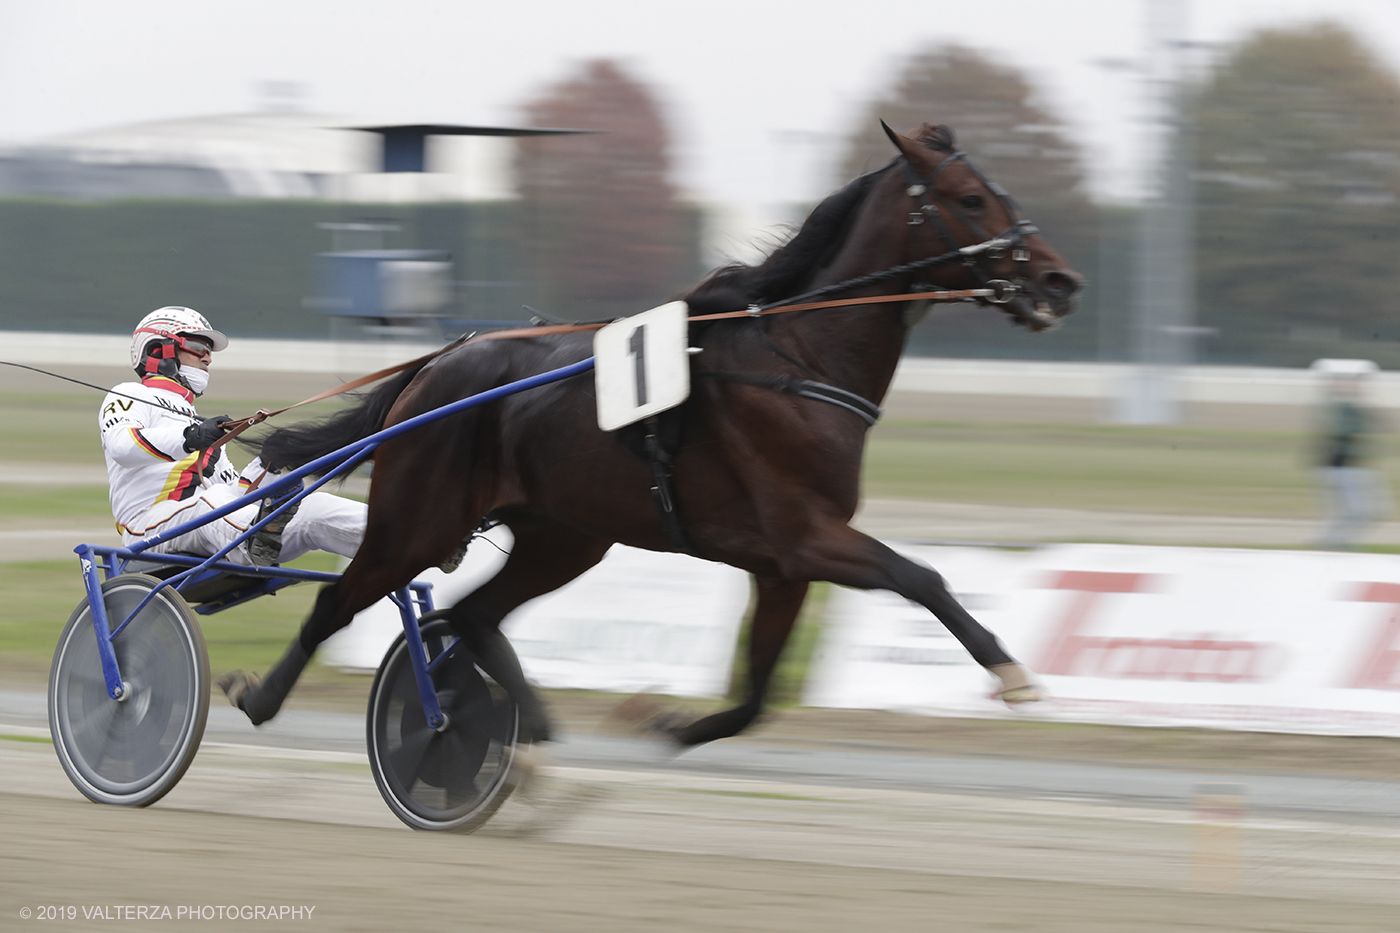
514, 60, 689, 318
838, 44, 1100, 357
1194, 22, 1400, 366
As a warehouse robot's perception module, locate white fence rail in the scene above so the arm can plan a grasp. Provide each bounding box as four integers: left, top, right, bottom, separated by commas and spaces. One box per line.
10, 331, 1399, 410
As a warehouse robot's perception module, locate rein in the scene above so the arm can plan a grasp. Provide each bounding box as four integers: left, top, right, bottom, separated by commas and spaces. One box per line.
208, 340, 472, 451
197, 153, 1039, 447
468, 275, 1014, 345
210, 247, 1014, 446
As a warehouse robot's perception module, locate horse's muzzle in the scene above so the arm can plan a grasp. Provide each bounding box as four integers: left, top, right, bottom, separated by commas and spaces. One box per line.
1009, 269, 1084, 331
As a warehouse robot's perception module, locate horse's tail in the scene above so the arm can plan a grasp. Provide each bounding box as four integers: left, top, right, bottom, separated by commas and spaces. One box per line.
244, 363, 429, 473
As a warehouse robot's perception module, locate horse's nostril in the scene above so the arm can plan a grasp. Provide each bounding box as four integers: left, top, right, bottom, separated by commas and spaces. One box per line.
1040, 271, 1082, 300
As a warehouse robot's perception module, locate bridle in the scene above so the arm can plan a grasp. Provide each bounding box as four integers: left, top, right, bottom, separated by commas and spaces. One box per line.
897, 150, 1051, 328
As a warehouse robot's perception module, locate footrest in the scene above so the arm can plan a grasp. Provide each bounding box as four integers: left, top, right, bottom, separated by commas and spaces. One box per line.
126, 557, 268, 606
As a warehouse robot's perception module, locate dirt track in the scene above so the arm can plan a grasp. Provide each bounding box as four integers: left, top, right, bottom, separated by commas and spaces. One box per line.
4, 729, 1399, 933
6, 362, 1398, 929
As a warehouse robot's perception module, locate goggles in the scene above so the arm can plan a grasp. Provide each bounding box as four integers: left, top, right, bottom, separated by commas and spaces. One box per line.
172, 334, 214, 361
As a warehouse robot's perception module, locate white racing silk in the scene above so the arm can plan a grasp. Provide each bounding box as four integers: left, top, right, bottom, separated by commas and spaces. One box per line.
99, 375, 365, 562
99, 376, 241, 534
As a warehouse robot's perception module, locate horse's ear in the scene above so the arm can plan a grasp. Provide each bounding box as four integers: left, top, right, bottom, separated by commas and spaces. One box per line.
881, 120, 936, 173
880, 119, 903, 148
881, 120, 919, 160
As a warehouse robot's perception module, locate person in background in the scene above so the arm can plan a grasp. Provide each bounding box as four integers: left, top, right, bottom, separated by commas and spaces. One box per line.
1312, 358, 1388, 550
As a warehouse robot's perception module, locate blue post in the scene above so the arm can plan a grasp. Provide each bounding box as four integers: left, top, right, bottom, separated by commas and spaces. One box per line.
76, 545, 125, 700
392, 588, 447, 730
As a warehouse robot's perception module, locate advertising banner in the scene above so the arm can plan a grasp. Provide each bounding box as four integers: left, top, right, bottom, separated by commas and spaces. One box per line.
805, 543, 1400, 736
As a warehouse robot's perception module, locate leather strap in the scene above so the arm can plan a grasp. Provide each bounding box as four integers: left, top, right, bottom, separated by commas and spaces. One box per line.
641, 416, 701, 558
208, 340, 467, 451
464, 286, 992, 344
697, 371, 882, 426
212, 286, 984, 449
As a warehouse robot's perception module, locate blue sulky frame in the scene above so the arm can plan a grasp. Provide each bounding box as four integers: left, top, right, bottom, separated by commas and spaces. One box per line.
75, 356, 596, 730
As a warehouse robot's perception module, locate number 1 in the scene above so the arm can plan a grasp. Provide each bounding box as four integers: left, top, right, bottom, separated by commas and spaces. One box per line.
629, 325, 648, 406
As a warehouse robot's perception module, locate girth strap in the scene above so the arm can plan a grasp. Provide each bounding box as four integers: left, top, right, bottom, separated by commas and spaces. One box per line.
697, 371, 882, 426
640, 415, 702, 558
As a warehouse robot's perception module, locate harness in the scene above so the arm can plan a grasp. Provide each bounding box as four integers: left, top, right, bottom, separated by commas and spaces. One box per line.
24, 153, 1039, 560
634, 372, 883, 558
687, 150, 1038, 424
899, 150, 1041, 322
695, 371, 882, 426
635, 150, 1045, 558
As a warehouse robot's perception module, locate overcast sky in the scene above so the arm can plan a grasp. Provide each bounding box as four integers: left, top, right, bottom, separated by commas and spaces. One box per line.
4, 0, 1400, 215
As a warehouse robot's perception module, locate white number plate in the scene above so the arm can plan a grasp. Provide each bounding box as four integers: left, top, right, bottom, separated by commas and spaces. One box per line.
593, 301, 690, 431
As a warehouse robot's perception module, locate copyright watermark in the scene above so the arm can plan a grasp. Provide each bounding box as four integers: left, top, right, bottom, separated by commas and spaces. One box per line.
20, 905, 316, 921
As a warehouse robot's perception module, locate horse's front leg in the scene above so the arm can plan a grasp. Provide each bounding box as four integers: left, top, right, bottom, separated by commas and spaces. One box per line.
673, 576, 808, 747
788, 522, 1038, 703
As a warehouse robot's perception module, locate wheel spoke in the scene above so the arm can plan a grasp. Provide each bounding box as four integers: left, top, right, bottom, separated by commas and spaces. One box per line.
389, 660, 425, 708
388, 718, 436, 781
448, 690, 494, 730
70, 692, 118, 753
439, 728, 487, 803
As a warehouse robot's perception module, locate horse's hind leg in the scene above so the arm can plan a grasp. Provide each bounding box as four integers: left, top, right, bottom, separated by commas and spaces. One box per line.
673, 576, 808, 747
219, 551, 436, 725
444, 516, 613, 743
219, 500, 468, 725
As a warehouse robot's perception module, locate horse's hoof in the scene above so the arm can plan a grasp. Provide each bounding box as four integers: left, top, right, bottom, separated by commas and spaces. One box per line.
215, 670, 261, 712
509, 743, 549, 797
606, 693, 688, 747
998, 685, 1043, 706
606, 692, 667, 732
988, 662, 1042, 707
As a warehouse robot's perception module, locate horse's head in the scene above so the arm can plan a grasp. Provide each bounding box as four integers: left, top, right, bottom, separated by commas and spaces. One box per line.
881, 122, 1083, 331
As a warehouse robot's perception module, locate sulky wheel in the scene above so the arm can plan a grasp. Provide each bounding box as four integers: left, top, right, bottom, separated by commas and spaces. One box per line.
367, 613, 522, 832
48, 573, 210, 807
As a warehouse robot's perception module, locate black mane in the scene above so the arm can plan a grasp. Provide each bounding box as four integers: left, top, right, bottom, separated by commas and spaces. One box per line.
683, 163, 894, 315
681, 124, 956, 316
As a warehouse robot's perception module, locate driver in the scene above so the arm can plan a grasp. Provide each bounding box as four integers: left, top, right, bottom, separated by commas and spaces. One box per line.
100, 306, 367, 566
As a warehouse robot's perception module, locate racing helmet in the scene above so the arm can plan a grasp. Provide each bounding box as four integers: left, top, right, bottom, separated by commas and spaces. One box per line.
130, 306, 228, 375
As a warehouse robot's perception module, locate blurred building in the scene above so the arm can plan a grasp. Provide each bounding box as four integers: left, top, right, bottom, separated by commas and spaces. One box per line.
0, 112, 516, 202
0, 112, 708, 340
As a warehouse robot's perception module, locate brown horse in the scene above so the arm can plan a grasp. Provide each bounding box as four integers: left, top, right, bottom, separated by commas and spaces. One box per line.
220, 122, 1083, 746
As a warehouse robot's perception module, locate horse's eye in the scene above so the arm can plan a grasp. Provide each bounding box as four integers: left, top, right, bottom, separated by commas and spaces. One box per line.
959, 195, 985, 211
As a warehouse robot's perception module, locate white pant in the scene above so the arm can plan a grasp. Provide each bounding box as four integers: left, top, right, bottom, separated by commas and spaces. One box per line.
123, 484, 366, 565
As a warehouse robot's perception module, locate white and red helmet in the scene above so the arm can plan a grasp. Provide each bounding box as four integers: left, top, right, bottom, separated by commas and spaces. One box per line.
130, 306, 228, 374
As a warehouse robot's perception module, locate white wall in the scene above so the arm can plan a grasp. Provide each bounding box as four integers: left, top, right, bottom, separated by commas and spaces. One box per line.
11, 331, 1386, 410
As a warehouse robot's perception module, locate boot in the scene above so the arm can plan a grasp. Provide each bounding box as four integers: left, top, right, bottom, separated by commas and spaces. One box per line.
249, 495, 300, 566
